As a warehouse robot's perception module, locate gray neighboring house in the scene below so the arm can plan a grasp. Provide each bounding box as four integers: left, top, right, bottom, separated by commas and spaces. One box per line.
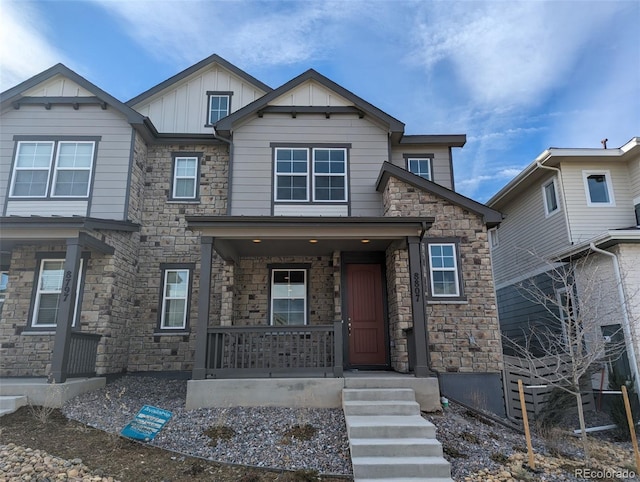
488, 138, 640, 392
0, 54, 504, 411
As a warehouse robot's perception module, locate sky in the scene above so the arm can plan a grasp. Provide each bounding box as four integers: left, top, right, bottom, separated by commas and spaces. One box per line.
1, 0, 639, 202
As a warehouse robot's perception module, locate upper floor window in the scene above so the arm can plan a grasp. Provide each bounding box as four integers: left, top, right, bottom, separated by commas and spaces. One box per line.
406, 156, 433, 181
274, 146, 348, 203
542, 178, 559, 216
583, 170, 615, 206
9, 140, 95, 199
171, 154, 200, 200
207, 92, 231, 125
425, 241, 465, 301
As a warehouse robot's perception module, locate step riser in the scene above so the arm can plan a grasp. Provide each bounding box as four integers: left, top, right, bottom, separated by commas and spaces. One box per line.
343, 388, 416, 402
344, 403, 420, 416
353, 462, 451, 479
350, 442, 443, 458
0, 396, 27, 411
348, 424, 435, 439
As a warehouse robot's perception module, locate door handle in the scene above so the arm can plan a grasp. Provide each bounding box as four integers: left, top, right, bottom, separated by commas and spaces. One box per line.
348, 317, 352, 336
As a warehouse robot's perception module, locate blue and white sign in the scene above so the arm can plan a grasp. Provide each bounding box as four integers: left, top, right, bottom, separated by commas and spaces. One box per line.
120, 405, 172, 442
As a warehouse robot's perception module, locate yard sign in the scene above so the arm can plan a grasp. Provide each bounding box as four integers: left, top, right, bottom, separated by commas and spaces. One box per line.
120, 405, 172, 441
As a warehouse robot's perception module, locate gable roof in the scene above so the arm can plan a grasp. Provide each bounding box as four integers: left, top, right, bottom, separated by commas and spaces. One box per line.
376, 162, 502, 226
126, 53, 272, 106
0, 63, 146, 126
215, 69, 405, 135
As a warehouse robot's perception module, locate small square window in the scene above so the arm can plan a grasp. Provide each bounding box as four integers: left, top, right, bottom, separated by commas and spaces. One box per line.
583, 170, 615, 206
543, 179, 559, 215
407, 157, 432, 181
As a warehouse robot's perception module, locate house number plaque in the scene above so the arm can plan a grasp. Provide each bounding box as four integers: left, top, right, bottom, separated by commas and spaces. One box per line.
62, 270, 72, 302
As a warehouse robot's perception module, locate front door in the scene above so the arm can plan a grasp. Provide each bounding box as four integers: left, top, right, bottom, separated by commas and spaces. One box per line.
346, 263, 387, 366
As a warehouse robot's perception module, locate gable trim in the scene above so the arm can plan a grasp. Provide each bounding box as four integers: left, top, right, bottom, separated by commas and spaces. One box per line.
375, 162, 502, 226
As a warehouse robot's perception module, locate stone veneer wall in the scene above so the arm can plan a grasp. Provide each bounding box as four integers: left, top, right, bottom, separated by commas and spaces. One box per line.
385, 240, 411, 373
382, 177, 502, 374
129, 142, 228, 372
233, 256, 334, 326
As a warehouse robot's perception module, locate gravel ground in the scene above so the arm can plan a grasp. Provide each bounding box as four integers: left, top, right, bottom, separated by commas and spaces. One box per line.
61, 375, 353, 476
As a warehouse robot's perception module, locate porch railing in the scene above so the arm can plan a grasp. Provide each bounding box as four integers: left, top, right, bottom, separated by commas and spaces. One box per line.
66, 332, 102, 378
204, 321, 343, 378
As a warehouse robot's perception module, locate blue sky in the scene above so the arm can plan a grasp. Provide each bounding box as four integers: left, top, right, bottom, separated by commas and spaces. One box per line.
1, 0, 639, 202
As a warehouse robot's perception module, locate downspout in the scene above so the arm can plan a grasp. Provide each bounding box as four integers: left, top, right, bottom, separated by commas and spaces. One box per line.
212, 128, 233, 215
589, 243, 640, 396
536, 161, 573, 245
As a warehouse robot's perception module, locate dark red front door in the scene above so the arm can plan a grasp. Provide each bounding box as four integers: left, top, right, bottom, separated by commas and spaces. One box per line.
346, 263, 387, 366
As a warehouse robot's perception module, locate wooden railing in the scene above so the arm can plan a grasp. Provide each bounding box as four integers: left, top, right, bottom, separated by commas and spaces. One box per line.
204, 321, 343, 378
66, 332, 101, 378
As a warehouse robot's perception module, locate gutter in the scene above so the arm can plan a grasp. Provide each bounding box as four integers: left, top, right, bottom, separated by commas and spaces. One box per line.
212, 127, 234, 215
588, 243, 640, 396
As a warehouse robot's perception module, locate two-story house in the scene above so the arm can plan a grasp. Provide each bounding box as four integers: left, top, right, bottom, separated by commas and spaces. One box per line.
488, 138, 640, 393
0, 54, 503, 412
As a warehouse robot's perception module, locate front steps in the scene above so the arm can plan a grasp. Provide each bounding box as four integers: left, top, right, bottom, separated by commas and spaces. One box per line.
343, 387, 452, 482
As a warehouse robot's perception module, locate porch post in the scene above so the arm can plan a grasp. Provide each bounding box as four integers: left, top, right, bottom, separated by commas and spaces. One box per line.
50, 237, 82, 384
407, 236, 430, 377
333, 320, 344, 377
193, 236, 213, 380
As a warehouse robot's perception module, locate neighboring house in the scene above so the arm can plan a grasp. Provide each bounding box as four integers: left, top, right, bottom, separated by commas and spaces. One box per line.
487, 138, 640, 391
0, 54, 503, 410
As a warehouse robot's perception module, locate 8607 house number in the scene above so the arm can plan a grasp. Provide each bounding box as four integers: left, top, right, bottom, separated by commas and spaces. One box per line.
413, 272, 421, 302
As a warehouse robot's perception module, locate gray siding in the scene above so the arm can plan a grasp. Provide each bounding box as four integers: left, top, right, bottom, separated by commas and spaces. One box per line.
132, 65, 267, 134
390, 146, 453, 189
0, 104, 133, 220
561, 161, 636, 242
628, 152, 640, 201
491, 172, 569, 286
230, 113, 389, 216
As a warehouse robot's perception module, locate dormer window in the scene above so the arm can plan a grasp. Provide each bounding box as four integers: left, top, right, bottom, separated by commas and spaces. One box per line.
404, 154, 433, 181
206, 91, 232, 125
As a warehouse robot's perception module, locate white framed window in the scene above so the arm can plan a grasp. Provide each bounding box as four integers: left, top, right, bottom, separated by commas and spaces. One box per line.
32, 259, 83, 328
542, 178, 559, 216
172, 156, 198, 199
408, 158, 432, 181
583, 170, 615, 206
208, 94, 230, 124
270, 268, 307, 325
160, 268, 190, 330
275, 148, 309, 201
488, 227, 499, 249
0, 272, 8, 313
52, 142, 95, 197
312, 148, 347, 201
428, 243, 461, 297
9, 141, 54, 197
9, 140, 95, 199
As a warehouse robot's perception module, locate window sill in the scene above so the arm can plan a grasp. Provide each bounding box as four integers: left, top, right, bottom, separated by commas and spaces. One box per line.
166, 200, 200, 204
21, 330, 56, 335
153, 331, 190, 336
427, 299, 468, 305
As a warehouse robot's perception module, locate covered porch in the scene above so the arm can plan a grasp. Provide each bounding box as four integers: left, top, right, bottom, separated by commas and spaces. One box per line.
186, 216, 435, 381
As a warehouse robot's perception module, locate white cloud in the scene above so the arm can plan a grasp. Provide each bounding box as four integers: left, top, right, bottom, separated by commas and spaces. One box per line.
0, 1, 68, 91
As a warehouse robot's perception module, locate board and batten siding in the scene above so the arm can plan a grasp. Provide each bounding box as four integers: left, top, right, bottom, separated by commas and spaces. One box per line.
390, 146, 453, 189
22, 75, 94, 97
0, 104, 134, 220
270, 80, 352, 107
491, 173, 569, 286
132, 66, 267, 134
560, 161, 636, 243
230, 113, 389, 216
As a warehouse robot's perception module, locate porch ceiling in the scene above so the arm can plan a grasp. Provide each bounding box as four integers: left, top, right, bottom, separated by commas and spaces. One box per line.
186, 216, 432, 261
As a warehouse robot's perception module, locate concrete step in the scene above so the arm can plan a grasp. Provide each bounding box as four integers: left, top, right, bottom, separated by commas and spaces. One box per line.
349, 436, 443, 457
343, 400, 420, 416
343, 388, 416, 402
352, 456, 451, 479
346, 415, 436, 439
0, 395, 27, 416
